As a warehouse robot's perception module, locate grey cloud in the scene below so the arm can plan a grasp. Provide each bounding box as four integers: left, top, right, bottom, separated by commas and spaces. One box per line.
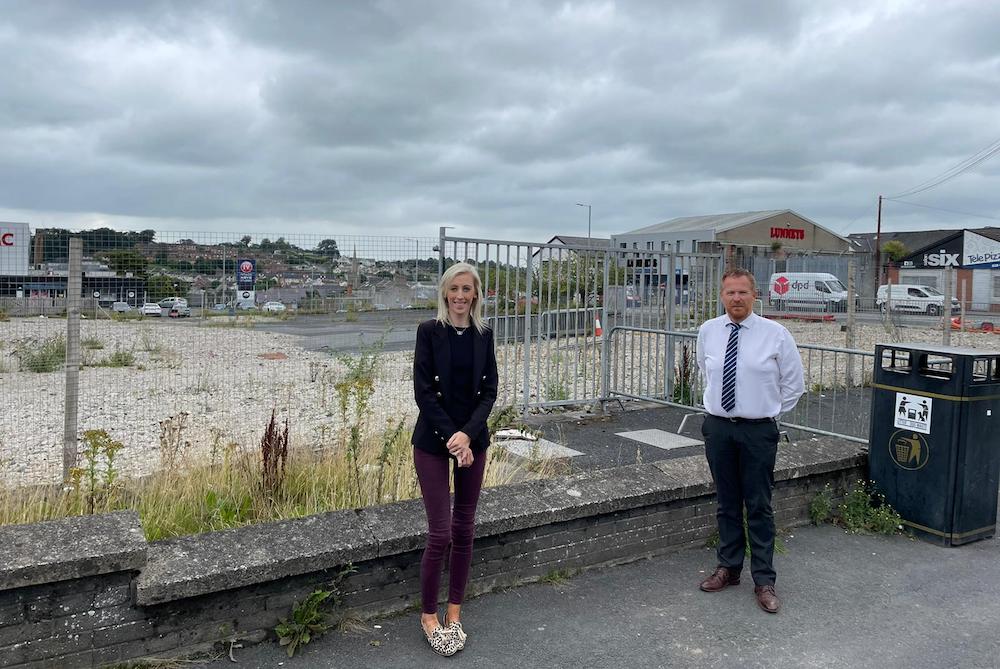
0, 0, 998, 241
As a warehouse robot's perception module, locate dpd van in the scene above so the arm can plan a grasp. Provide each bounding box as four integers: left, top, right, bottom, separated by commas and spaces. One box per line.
768, 272, 850, 312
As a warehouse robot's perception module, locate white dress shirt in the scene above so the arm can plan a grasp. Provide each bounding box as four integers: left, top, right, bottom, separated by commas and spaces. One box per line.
696, 311, 805, 419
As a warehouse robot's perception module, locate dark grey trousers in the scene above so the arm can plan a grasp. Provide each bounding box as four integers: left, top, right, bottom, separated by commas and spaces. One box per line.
702, 414, 780, 586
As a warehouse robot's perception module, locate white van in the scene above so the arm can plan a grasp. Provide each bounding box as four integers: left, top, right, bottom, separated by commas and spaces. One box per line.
876, 284, 959, 316
768, 272, 850, 312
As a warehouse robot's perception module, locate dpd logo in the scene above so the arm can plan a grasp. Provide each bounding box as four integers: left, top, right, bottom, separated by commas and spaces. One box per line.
773, 276, 790, 295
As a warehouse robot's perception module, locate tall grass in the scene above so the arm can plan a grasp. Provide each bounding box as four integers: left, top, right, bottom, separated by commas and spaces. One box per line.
0, 421, 538, 541
0, 331, 549, 541
15, 335, 66, 372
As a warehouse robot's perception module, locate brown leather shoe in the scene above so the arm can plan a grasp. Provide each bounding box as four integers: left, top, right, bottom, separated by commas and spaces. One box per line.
699, 566, 741, 592
754, 585, 780, 613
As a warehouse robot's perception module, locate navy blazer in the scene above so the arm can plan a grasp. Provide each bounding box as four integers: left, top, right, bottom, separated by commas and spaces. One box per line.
412, 319, 499, 455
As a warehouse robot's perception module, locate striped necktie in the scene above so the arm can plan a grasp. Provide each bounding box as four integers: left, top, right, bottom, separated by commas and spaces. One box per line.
721, 322, 741, 413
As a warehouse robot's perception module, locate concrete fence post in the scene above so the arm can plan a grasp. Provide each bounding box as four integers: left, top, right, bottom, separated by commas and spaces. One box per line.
62, 237, 82, 480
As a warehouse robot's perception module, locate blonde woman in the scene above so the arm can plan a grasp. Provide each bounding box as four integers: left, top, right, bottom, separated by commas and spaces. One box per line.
411, 262, 498, 656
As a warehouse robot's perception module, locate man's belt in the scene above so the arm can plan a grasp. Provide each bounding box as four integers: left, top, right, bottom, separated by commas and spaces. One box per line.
710, 415, 775, 424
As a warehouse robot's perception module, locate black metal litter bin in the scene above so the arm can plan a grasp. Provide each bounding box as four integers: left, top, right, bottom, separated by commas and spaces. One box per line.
869, 343, 1000, 546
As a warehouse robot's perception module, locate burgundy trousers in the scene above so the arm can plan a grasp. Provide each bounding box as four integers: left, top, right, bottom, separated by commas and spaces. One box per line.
413, 447, 487, 614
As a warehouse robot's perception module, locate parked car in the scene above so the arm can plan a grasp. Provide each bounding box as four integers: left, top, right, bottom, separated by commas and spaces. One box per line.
262, 301, 286, 313
212, 303, 228, 311
768, 272, 851, 312
876, 284, 959, 316
168, 304, 192, 318
140, 303, 162, 316
158, 297, 188, 310
111, 301, 133, 313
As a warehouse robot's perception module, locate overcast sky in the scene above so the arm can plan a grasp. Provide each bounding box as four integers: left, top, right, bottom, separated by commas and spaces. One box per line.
1, 0, 999, 244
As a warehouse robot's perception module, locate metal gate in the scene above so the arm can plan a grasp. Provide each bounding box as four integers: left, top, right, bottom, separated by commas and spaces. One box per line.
437, 230, 724, 411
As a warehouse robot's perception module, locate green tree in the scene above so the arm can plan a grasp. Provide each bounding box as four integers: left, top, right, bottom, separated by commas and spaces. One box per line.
882, 240, 908, 263
317, 239, 341, 259
146, 275, 191, 301
104, 250, 149, 277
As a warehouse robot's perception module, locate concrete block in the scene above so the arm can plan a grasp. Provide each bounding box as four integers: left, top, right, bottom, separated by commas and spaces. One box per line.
0, 512, 146, 592
136, 508, 377, 605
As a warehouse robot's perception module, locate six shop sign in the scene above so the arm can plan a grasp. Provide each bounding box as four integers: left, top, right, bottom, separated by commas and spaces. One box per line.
236, 258, 256, 290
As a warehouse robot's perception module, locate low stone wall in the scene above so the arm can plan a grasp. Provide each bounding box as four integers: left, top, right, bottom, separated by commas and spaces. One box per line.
0, 442, 864, 668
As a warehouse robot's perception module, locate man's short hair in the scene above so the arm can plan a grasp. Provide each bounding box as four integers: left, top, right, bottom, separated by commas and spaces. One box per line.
721, 267, 756, 292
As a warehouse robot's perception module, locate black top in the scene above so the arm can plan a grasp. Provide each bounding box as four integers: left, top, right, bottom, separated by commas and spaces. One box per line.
411, 319, 499, 456
447, 325, 476, 427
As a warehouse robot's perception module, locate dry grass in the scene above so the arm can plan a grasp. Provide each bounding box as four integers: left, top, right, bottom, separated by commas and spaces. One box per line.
0, 424, 550, 542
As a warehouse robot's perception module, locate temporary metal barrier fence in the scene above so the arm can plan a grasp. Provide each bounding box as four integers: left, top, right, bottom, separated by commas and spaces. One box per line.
604, 325, 875, 444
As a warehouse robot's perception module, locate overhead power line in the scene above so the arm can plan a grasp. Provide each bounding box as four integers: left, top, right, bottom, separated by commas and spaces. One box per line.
884, 197, 1000, 222
887, 136, 1000, 199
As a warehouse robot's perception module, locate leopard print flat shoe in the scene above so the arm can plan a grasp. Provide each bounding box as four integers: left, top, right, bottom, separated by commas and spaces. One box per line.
447, 620, 467, 651
423, 624, 459, 657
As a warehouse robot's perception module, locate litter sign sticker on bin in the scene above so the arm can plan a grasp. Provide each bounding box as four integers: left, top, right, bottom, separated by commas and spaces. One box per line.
894, 393, 932, 434
888, 429, 930, 470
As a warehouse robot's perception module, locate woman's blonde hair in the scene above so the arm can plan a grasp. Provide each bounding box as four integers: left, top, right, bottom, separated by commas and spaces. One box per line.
436, 262, 487, 333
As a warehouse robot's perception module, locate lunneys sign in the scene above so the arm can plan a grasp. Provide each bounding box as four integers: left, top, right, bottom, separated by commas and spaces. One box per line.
770, 227, 804, 240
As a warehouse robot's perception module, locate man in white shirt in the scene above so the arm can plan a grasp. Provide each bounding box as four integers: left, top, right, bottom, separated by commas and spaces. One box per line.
695, 268, 804, 614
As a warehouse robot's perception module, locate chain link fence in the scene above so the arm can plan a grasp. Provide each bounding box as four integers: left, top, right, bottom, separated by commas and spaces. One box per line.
0, 230, 436, 487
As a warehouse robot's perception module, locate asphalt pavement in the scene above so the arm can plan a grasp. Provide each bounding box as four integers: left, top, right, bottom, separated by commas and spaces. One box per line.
202, 403, 1000, 669
246, 309, 434, 353
215, 510, 1000, 669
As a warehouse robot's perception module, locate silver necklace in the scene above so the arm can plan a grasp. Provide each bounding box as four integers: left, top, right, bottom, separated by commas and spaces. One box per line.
453, 324, 468, 335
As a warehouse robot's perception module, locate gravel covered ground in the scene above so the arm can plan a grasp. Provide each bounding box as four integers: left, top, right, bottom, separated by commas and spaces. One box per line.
1, 316, 997, 487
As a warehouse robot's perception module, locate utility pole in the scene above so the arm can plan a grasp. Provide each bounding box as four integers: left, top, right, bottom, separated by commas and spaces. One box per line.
874, 195, 883, 287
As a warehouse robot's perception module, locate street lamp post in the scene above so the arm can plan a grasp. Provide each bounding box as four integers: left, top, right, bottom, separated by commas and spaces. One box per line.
576, 203, 592, 244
